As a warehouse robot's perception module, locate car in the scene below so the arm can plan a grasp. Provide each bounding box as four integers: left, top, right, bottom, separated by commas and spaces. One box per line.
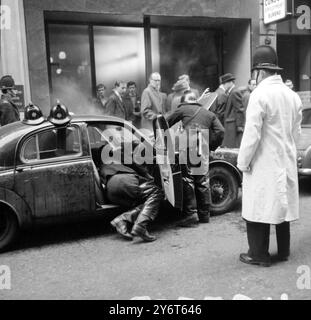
297, 107, 311, 176
0, 111, 241, 252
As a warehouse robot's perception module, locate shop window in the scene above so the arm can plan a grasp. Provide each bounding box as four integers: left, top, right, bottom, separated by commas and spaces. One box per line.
48, 24, 92, 113
94, 26, 146, 97
151, 28, 220, 94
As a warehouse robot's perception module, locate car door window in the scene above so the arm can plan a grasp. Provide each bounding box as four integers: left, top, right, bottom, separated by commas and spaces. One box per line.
22, 126, 82, 163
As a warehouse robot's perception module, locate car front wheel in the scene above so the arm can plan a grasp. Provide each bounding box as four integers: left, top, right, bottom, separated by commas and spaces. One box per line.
210, 166, 239, 215
0, 208, 18, 253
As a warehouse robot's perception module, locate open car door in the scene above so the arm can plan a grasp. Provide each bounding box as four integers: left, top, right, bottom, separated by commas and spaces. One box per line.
153, 115, 183, 209
198, 92, 218, 111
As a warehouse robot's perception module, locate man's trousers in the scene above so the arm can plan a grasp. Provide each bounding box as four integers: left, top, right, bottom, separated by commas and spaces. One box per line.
246, 220, 290, 262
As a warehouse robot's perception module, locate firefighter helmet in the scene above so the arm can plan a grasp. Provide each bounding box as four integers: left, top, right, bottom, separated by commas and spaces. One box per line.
48, 101, 72, 126
252, 45, 283, 71
23, 103, 45, 125
0, 75, 15, 90
180, 90, 201, 106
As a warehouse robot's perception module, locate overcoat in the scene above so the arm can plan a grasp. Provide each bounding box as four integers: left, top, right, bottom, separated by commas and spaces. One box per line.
237, 75, 302, 225
141, 85, 167, 131
222, 88, 245, 148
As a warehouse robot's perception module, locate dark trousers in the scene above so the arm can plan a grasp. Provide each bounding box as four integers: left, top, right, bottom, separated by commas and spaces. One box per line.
113, 180, 164, 232
181, 164, 211, 218
246, 220, 290, 262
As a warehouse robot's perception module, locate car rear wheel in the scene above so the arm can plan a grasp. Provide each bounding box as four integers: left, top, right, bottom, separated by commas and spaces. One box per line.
210, 166, 239, 215
0, 208, 18, 253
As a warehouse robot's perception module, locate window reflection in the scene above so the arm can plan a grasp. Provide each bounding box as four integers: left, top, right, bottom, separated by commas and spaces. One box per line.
48, 24, 93, 113
151, 28, 220, 93
94, 26, 146, 96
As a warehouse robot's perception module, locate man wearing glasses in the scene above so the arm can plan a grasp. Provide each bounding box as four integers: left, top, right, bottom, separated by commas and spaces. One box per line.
141, 72, 167, 133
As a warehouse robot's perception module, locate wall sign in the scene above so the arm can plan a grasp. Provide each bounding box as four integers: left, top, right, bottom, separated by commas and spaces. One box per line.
264, 0, 288, 24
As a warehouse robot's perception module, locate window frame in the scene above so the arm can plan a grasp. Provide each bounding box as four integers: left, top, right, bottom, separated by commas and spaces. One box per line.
20, 125, 83, 165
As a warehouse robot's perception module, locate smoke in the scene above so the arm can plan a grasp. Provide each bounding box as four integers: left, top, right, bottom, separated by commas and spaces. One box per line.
51, 77, 103, 116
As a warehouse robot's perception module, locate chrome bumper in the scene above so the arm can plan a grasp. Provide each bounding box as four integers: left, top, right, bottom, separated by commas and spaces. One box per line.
298, 168, 311, 176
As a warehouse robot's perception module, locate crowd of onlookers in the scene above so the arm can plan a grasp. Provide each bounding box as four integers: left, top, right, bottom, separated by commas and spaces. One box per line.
92, 72, 296, 148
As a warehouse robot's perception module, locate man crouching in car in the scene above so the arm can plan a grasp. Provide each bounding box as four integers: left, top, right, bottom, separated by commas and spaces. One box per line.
101, 146, 164, 242
166, 90, 224, 226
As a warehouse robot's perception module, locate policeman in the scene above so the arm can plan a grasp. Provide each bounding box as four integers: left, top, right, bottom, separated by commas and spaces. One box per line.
0, 75, 20, 126
166, 90, 224, 226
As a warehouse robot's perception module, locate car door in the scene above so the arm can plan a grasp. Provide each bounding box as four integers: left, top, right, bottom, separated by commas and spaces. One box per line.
14, 124, 95, 219
153, 115, 183, 209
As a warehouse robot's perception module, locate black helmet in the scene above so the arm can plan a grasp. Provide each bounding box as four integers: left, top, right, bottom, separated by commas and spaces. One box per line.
180, 90, 201, 106
0, 75, 15, 90
48, 101, 72, 126
252, 45, 283, 71
23, 103, 45, 125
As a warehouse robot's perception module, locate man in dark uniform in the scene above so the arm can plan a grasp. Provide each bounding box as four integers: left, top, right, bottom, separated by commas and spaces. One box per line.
101, 147, 164, 242
166, 90, 224, 225
0, 75, 20, 126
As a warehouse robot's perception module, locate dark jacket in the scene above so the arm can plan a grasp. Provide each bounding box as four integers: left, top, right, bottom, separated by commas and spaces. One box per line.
0, 96, 20, 127
105, 91, 128, 120
123, 92, 141, 126
210, 87, 229, 126
166, 103, 225, 151
222, 88, 245, 148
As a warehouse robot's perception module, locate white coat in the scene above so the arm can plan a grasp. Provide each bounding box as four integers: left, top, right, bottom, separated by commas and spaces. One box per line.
237, 75, 302, 224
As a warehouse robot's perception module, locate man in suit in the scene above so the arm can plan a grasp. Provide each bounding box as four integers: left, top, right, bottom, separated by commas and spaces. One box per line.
105, 81, 128, 120
141, 72, 167, 132
0, 75, 20, 127
222, 78, 245, 148
210, 73, 236, 126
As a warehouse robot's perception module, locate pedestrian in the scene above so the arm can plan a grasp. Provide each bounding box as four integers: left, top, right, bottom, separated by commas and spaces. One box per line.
238, 45, 303, 267
166, 90, 224, 226
222, 81, 245, 148
241, 79, 257, 113
178, 74, 200, 99
93, 83, 108, 113
141, 72, 167, 132
166, 78, 190, 116
284, 79, 294, 91
210, 73, 235, 126
0, 75, 20, 127
123, 81, 142, 128
105, 81, 128, 120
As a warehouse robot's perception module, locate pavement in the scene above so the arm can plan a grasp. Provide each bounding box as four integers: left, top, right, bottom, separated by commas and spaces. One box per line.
1, 178, 311, 300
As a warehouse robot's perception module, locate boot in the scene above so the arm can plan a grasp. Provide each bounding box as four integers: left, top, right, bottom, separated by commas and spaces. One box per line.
110, 220, 133, 241
132, 182, 164, 242
131, 225, 157, 242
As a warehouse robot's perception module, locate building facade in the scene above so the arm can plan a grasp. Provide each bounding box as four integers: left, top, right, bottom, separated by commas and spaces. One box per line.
1, 0, 279, 114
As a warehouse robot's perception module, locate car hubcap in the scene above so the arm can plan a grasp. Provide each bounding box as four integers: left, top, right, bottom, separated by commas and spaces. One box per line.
211, 178, 229, 204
